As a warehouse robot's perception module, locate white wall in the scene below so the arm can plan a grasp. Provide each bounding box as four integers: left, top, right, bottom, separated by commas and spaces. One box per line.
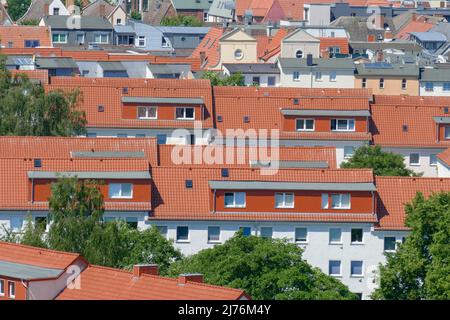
279, 68, 355, 88
419, 82, 450, 96
437, 159, 450, 177
49, 0, 70, 16
382, 147, 444, 177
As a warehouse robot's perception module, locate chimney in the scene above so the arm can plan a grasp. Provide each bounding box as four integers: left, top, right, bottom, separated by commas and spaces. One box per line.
44, 3, 50, 15
133, 264, 159, 277
306, 54, 313, 66
384, 29, 393, 40
178, 273, 204, 284
100, 3, 106, 17
199, 51, 206, 65
411, 13, 417, 22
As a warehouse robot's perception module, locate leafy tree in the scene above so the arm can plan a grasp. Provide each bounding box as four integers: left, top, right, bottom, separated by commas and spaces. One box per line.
19, 19, 40, 26
161, 15, 203, 27
372, 192, 450, 300
0, 61, 86, 136
6, 0, 31, 21
341, 145, 419, 176
130, 11, 141, 20
201, 71, 245, 86
20, 216, 48, 248
168, 233, 357, 300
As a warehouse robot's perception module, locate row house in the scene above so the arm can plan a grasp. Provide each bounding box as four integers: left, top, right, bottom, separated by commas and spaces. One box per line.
0, 241, 248, 300
47, 77, 215, 144
18, 0, 70, 24
419, 67, 450, 96
0, 26, 52, 49
82, 0, 128, 27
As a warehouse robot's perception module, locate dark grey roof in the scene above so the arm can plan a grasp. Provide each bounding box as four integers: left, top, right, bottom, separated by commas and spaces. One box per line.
349, 41, 423, 53
0, 260, 63, 280
208, 181, 376, 191
98, 61, 126, 71
433, 116, 450, 124
27, 171, 151, 179
249, 160, 329, 169
71, 151, 145, 158
171, 0, 213, 10
157, 26, 210, 35
280, 109, 371, 117
147, 64, 191, 74
355, 63, 419, 77
278, 58, 355, 70
43, 15, 113, 30
410, 32, 447, 42
223, 63, 280, 74
208, 0, 234, 19
122, 97, 204, 104
5, 55, 34, 66
35, 57, 78, 69
421, 68, 450, 82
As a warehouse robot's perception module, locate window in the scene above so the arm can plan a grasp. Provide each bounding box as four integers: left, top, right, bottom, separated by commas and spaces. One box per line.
295, 227, 307, 243
430, 154, 437, 166
10, 217, 23, 232
224, 192, 246, 208
331, 194, 350, 209
117, 133, 128, 138
351, 261, 363, 277
329, 260, 341, 276
203, 11, 208, 22
379, 78, 384, 89
208, 226, 221, 242
116, 18, 122, 25
156, 134, 167, 145
445, 126, 450, 139
321, 193, 329, 209
176, 226, 189, 242
53, 8, 60, 15
295, 50, 303, 58
234, 49, 243, 60
260, 227, 272, 238
409, 153, 420, 166
315, 71, 322, 81
76, 34, 85, 44
162, 37, 170, 47
108, 183, 133, 199
329, 228, 342, 244
331, 119, 355, 131
351, 228, 363, 243
330, 71, 337, 82
24, 40, 40, 48
239, 227, 251, 237
268, 76, 276, 87
296, 119, 314, 131
344, 146, 355, 159
444, 83, 450, 91
137, 36, 146, 47
252, 76, 260, 86
156, 226, 168, 238
0, 279, 4, 296
384, 237, 396, 251
125, 217, 138, 229
275, 192, 294, 208
137, 106, 157, 119
175, 107, 195, 120
94, 33, 109, 44
34, 217, 47, 230
135, 133, 146, 138
52, 33, 67, 43
293, 71, 300, 81
425, 82, 434, 92
361, 78, 367, 88
86, 132, 97, 138
402, 78, 407, 90
8, 281, 15, 299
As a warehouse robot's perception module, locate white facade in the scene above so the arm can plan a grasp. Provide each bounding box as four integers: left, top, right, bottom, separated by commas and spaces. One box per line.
241, 73, 280, 87
437, 158, 450, 177
419, 81, 450, 96
49, 0, 70, 16
382, 147, 444, 177
278, 67, 355, 88
303, 4, 332, 26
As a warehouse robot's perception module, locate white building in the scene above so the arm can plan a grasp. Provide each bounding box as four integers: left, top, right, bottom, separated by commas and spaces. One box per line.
420, 67, 450, 96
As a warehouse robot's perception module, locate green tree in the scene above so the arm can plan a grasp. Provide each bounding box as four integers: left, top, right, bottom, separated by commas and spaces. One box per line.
20, 216, 48, 248
0, 62, 86, 136
161, 15, 203, 27
168, 233, 357, 300
201, 71, 245, 86
372, 192, 450, 300
19, 19, 40, 26
6, 0, 31, 21
341, 145, 419, 176
130, 11, 141, 20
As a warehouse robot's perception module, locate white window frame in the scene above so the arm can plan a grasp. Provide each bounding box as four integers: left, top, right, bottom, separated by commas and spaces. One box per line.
175, 107, 195, 120
108, 183, 133, 199
321, 193, 329, 209
329, 71, 337, 82
430, 154, 437, 166
361, 77, 367, 88
94, 33, 109, 44
329, 260, 342, 277
137, 106, 157, 119
401, 78, 407, 90
331, 193, 351, 209
443, 82, 450, 92
0, 279, 4, 296
162, 37, 170, 47
293, 71, 300, 81
350, 260, 364, 277
234, 49, 243, 60
351, 228, 364, 244
224, 192, 246, 208
8, 281, 15, 299
275, 192, 294, 208
384, 236, 397, 252
295, 227, 308, 243
156, 225, 168, 239
409, 153, 420, 166
315, 71, 322, 81
207, 226, 221, 243
137, 35, 146, 47
329, 228, 342, 244
344, 146, 355, 159
379, 78, 384, 89
52, 33, 67, 43
176, 226, 190, 242
260, 226, 273, 238
296, 118, 315, 131
331, 119, 355, 132
295, 50, 303, 58
76, 33, 85, 44
425, 82, 434, 92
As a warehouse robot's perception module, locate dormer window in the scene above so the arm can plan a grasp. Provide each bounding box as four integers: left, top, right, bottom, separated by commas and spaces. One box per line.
137, 106, 157, 119
331, 119, 355, 132
296, 119, 315, 131
109, 183, 133, 199
331, 194, 351, 209
275, 193, 294, 208
176, 107, 195, 120
224, 192, 246, 208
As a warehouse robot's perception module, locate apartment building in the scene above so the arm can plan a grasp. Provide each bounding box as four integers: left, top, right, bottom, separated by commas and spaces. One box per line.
420, 67, 450, 96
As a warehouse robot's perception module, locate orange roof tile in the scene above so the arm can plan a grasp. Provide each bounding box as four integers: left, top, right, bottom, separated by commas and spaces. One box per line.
319, 37, 349, 55
0, 26, 52, 48
259, 28, 290, 61
437, 148, 450, 167
375, 176, 450, 230
373, 95, 450, 106
10, 69, 49, 84
56, 264, 247, 300
190, 27, 223, 69
395, 20, 434, 40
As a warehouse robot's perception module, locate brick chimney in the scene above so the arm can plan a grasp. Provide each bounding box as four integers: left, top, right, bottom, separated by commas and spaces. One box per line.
178, 273, 204, 284
133, 264, 159, 277
44, 3, 50, 15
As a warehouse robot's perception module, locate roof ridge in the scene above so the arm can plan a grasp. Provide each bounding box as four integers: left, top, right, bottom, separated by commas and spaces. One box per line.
0, 241, 80, 258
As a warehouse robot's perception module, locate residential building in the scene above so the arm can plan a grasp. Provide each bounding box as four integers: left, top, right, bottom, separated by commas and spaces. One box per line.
216, 28, 258, 67
18, 0, 69, 24
171, 0, 213, 22
35, 57, 79, 76
0, 26, 52, 49
409, 31, 447, 53
190, 27, 224, 69
303, 4, 331, 26
420, 67, 450, 96
355, 62, 420, 96
82, 0, 128, 26
207, 0, 235, 23
222, 63, 280, 86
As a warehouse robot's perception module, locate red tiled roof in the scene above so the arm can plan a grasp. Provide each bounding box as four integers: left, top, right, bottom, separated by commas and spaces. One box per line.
157, 145, 337, 168
395, 21, 434, 40
0, 26, 52, 48
56, 264, 247, 300
373, 95, 450, 106
371, 104, 450, 148
0, 136, 158, 165
190, 27, 223, 69
259, 28, 289, 61
437, 148, 450, 167
46, 78, 214, 129
0, 241, 82, 270
375, 176, 450, 230
10, 69, 49, 84
319, 37, 349, 55
151, 167, 376, 222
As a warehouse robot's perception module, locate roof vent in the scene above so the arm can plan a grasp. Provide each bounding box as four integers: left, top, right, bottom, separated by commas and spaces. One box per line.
402, 124, 408, 132
185, 180, 193, 188
293, 98, 299, 105
221, 168, 229, 177
98, 105, 104, 112
34, 159, 42, 168
217, 115, 223, 122
445, 107, 449, 114
122, 87, 129, 94
243, 116, 250, 123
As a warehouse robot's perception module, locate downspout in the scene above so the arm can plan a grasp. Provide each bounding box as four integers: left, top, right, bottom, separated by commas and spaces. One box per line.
31, 178, 34, 203
212, 189, 217, 213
